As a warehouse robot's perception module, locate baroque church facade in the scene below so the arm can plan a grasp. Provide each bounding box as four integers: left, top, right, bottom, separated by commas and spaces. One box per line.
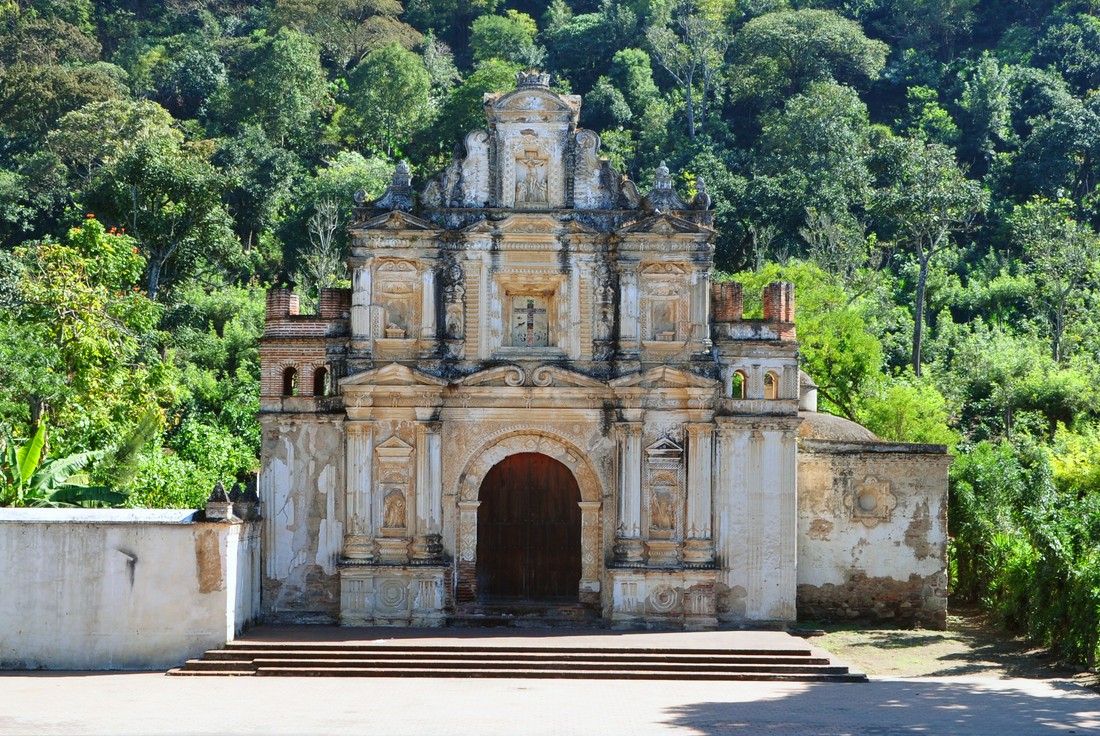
258, 73, 949, 630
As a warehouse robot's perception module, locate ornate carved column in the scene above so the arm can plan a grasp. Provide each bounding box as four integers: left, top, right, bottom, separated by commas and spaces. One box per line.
578, 501, 602, 605
618, 266, 639, 356
683, 423, 715, 566
350, 264, 372, 349
690, 269, 711, 347
344, 421, 374, 561
420, 266, 436, 341
411, 422, 443, 562
745, 428, 765, 611
613, 422, 644, 564
455, 500, 480, 602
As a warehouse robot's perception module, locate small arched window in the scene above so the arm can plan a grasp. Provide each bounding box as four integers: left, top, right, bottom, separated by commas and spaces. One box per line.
763, 371, 778, 400
282, 367, 298, 397
313, 367, 329, 397
731, 370, 746, 399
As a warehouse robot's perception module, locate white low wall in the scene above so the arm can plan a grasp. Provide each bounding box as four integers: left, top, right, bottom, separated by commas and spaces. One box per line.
0, 509, 260, 670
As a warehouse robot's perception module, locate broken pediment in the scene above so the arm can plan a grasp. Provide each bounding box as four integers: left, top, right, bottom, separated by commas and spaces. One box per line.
529, 365, 606, 388
351, 210, 439, 232
610, 366, 720, 390
341, 363, 448, 388
617, 213, 716, 237
458, 365, 527, 387
645, 437, 684, 463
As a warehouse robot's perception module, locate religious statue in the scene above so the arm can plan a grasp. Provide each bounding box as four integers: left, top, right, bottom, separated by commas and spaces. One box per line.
515, 149, 548, 204
383, 490, 406, 529
651, 492, 675, 531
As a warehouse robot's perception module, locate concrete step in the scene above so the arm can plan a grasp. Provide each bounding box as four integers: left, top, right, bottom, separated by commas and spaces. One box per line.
249, 657, 849, 675
219, 642, 815, 657
202, 649, 831, 666
250, 665, 867, 682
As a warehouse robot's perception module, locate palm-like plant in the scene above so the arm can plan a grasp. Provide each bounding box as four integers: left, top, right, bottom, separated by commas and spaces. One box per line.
0, 422, 128, 508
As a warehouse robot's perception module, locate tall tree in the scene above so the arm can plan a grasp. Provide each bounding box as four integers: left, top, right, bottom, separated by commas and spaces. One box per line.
1010, 197, 1100, 363
872, 138, 988, 376
645, 0, 733, 139
271, 0, 422, 70
346, 42, 431, 157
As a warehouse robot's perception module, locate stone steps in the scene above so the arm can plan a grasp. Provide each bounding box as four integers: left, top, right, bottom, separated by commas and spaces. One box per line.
168, 640, 866, 682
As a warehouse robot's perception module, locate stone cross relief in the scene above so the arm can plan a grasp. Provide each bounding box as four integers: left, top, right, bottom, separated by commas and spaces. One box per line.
512, 297, 548, 347
515, 148, 548, 205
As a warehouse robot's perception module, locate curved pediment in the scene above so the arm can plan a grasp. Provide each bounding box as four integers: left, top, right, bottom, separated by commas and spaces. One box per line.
488, 84, 580, 117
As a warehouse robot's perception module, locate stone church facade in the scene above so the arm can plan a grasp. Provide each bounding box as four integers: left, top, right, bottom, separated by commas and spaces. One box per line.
258, 73, 949, 630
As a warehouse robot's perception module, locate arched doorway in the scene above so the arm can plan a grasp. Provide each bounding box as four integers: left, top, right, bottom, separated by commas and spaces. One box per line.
475, 453, 581, 601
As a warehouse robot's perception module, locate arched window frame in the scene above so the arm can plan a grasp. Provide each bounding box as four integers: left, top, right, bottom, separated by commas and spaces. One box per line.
313, 366, 330, 397
731, 370, 747, 400
763, 371, 779, 400
282, 366, 298, 397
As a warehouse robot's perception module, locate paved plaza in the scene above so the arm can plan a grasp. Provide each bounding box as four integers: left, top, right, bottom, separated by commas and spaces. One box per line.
3, 671, 1099, 735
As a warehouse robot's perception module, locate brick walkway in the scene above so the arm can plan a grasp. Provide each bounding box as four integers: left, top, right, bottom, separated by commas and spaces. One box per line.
2, 671, 1098, 735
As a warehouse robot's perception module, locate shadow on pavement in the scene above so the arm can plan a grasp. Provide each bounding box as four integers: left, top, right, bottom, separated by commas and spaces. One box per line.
663, 679, 1100, 735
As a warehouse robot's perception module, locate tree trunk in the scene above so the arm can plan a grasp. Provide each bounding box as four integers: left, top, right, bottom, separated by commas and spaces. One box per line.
912, 253, 929, 377
685, 79, 696, 139
146, 256, 164, 302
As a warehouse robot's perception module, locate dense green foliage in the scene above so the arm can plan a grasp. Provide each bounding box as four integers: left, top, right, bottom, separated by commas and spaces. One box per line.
4, 0, 1100, 663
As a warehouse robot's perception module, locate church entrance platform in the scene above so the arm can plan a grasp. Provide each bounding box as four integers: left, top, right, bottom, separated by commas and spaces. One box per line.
168, 626, 866, 682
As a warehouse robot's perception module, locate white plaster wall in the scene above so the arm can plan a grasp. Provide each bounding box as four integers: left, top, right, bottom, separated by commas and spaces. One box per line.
260, 417, 345, 622
714, 427, 798, 623
0, 509, 259, 670
797, 448, 949, 587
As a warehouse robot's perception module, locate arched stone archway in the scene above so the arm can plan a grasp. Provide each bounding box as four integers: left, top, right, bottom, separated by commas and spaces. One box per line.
454, 432, 602, 605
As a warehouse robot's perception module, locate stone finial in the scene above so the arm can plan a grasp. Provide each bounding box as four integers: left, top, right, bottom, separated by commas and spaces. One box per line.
205, 481, 238, 522
655, 161, 673, 190
693, 176, 712, 211
370, 160, 415, 212
232, 478, 261, 521
516, 70, 551, 89
642, 162, 688, 212
393, 159, 411, 187
209, 481, 228, 503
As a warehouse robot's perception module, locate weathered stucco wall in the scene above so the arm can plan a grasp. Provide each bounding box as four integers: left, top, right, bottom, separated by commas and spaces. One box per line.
260, 414, 345, 622
0, 509, 259, 670
796, 440, 950, 628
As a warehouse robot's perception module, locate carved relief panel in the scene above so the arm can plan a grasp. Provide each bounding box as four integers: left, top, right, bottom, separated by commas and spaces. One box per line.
374, 435, 414, 562
373, 260, 422, 359
499, 130, 567, 209
643, 438, 685, 566
640, 264, 691, 347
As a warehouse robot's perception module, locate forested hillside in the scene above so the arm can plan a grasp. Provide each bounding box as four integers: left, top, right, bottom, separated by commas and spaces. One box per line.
3, 0, 1100, 662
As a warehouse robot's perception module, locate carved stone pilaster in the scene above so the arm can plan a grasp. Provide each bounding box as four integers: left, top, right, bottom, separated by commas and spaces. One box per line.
683, 423, 715, 567
344, 422, 374, 561
412, 422, 443, 562
614, 423, 644, 565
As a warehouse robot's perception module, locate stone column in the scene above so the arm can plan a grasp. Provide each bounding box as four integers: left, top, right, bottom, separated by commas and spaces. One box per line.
344, 421, 374, 560
683, 423, 715, 566
350, 265, 372, 349
618, 266, 639, 356
411, 422, 443, 562
745, 429, 765, 614
613, 422, 644, 564
420, 266, 436, 341
578, 501, 602, 605
455, 500, 480, 602
690, 269, 711, 347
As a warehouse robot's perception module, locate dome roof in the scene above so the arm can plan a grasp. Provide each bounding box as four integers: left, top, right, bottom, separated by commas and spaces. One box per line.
798, 411, 880, 442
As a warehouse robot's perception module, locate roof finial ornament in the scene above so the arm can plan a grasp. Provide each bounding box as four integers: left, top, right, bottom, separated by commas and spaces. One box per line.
516, 69, 551, 89
655, 161, 673, 190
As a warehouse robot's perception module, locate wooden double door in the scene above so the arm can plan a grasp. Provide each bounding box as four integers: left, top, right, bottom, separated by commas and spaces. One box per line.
475, 453, 582, 601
